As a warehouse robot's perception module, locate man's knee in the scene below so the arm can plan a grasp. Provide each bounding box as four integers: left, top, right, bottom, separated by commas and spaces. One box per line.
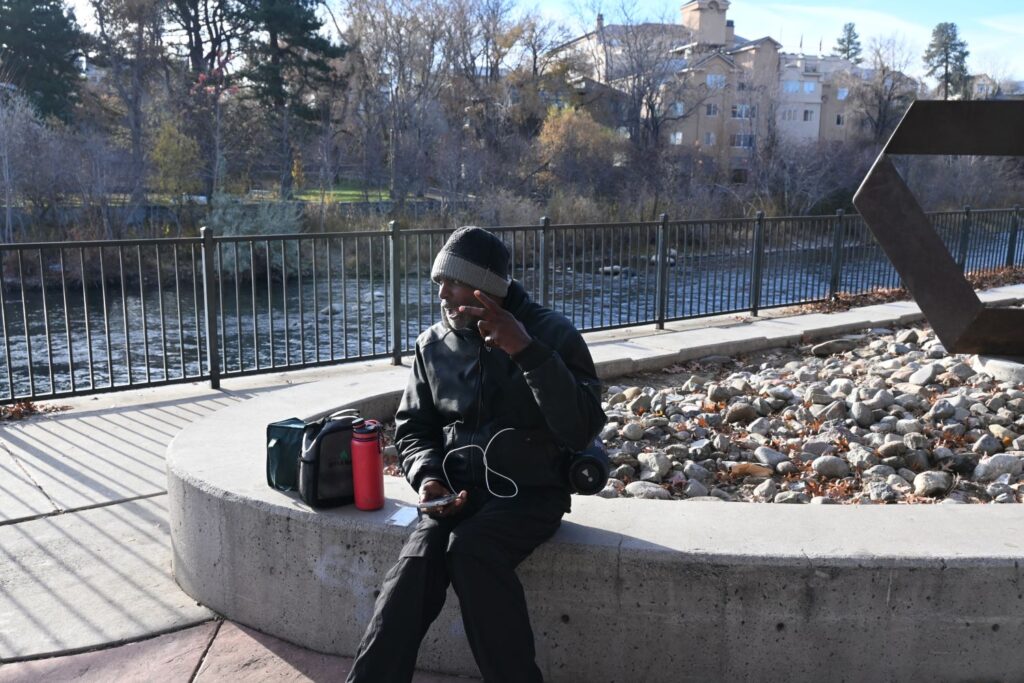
446, 525, 507, 578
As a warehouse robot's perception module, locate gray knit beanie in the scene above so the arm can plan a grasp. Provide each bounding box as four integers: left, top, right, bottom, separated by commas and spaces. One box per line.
431, 226, 511, 297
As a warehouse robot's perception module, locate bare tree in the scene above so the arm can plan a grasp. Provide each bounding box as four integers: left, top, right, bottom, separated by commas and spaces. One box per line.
164, 0, 240, 195
850, 35, 918, 143
346, 0, 448, 203
0, 92, 43, 242
90, 0, 167, 208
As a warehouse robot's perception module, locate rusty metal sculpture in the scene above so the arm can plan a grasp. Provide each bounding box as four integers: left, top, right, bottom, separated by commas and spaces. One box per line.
852, 100, 1024, 356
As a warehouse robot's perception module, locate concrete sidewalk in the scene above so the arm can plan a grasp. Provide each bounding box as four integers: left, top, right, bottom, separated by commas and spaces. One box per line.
1, 285, 1021, 681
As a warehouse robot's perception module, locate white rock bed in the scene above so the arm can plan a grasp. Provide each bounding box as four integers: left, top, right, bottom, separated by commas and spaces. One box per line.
598, 325, 1024, 504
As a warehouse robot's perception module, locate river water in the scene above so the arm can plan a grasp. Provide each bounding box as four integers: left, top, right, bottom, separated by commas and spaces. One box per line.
0, 234, 1015, 399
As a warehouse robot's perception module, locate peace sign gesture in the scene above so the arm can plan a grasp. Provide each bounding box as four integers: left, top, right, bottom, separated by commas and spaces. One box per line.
458, 290, 532, 356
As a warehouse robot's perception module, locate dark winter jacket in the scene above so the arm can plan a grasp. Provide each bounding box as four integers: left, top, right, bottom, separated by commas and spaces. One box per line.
394, 281, 606, 506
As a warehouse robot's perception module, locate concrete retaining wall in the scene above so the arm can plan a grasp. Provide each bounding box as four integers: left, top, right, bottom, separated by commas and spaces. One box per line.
167, 313, 1024, 682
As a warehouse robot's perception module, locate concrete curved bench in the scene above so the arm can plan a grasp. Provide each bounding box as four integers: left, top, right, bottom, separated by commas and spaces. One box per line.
168, 348, 1024, 682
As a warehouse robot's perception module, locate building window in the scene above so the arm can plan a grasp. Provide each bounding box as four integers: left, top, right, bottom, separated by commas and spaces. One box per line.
670, 131, 684, 145
803, 81, 816, 94
729, 134, 754, 148
783, 80, 799, 93
730, 168, 749, 183
706, 74, 726, 89
737, 81, 748, 91
803, 109, 814, 122
837, 87, 849, 101
669, 101, 684, 117
704, 131, 716, 146
705, 103, 719, 116
836, 113, 845, 126
781, 108, 796, 121
731, 104, 756, 119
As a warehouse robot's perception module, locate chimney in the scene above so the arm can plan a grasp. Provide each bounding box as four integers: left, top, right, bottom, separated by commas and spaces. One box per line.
596, 13, 604, 32
725, 19, 735, 46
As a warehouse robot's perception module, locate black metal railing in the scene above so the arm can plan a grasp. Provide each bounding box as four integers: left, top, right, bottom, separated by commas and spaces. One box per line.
1, 206, 1020, 403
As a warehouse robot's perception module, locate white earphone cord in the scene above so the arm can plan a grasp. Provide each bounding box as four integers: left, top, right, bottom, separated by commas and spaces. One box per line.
440, 427, 519, 499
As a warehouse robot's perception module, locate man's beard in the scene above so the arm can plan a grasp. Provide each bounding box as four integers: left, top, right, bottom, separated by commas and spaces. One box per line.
441, 303, 476, 331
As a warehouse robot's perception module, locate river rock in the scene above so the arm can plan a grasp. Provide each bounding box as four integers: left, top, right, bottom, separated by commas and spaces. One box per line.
754, 446, 788, 468
687, 438, 712, 458
865, 480, 898, 503
991, 425, 1019, 442
896, 419, 924, 436
927, 399, 956, 421
683, 479, 709, 498
845, 445, 879, 470
627, 393, 652, 415
725, 403, 758, 424
597, 479, 625, 498
909, 364, 941, 386
621, 423, 645, 441
914, 470, 953, 497
748, 417, 771, 436
877, 440, 907, 459
638, 452, 672, 481
895, 328, 919, 344
812, 338, 858, 356
863, 464, 896, 479
973, 453, 1024, 482
625, 481, 672, 500
972, 434, 1003, 456
811, 455, 850, 479
851, 401, 875, 427
774, 491, 810, 504
753, 479, 778, 502
903, 449, 931, 472
609, 464, 636, 481
706, 383, 733, 402
684, 461, 713, 482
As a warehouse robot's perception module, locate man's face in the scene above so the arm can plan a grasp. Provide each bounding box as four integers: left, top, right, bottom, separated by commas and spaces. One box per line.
437, 278, 481, 330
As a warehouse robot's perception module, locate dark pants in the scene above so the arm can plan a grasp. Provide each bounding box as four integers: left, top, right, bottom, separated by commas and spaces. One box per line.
346, 489, 565, 683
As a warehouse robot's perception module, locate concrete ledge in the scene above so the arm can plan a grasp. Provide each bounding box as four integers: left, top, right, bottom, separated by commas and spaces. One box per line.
167, 305, 1024, 682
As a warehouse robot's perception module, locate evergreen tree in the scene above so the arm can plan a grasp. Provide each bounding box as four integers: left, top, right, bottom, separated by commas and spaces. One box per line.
235, 0, 347, 199
833, 22, 862, 64
923, 22, 969, 100
0, 0, 83, 121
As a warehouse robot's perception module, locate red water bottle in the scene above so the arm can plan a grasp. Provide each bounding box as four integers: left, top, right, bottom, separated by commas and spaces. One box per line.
352, 420, 385, 511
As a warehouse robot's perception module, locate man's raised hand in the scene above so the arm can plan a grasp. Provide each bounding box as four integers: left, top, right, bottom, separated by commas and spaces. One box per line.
458, 290, 531, 356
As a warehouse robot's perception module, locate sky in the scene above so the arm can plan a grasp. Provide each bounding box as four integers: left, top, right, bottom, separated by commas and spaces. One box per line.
547, 0, 1024, 82
69, 0, 1024, 83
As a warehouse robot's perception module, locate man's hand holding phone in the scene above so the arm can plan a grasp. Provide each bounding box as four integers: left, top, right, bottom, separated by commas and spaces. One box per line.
418, 479, 467, 518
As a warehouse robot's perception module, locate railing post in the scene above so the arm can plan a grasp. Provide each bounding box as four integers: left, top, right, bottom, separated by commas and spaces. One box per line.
538, 216, 549, 307
829, 209, 845, 299
200, 226, 220, 389
655, 213, 669, 329
389, 220, 403, 366
957, 205, 971, 272
750, 211, 765, 316
1007, 205, 1020, 269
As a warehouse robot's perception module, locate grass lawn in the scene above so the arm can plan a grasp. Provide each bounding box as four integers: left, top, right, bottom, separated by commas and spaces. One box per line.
295, 182, 388, 203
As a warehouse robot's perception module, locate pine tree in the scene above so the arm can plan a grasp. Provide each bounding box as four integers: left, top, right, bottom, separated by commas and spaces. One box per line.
923, 22, 970, 100
235, 0, 347, 199
0, 0, 83, 121
833, 22, 862, 64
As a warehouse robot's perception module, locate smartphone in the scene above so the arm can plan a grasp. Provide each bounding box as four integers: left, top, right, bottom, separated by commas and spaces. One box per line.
417, 493, 459, 509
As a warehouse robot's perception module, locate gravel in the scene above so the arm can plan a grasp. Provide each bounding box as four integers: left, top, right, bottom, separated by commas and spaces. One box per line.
598, 322, 1024, 504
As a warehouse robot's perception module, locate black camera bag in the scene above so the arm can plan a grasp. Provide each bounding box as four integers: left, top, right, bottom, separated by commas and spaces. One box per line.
298, 410, 362, 508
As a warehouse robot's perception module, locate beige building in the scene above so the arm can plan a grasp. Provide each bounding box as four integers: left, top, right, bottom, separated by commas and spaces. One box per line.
777, 53, 858, 144
552, 0, 874, 182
